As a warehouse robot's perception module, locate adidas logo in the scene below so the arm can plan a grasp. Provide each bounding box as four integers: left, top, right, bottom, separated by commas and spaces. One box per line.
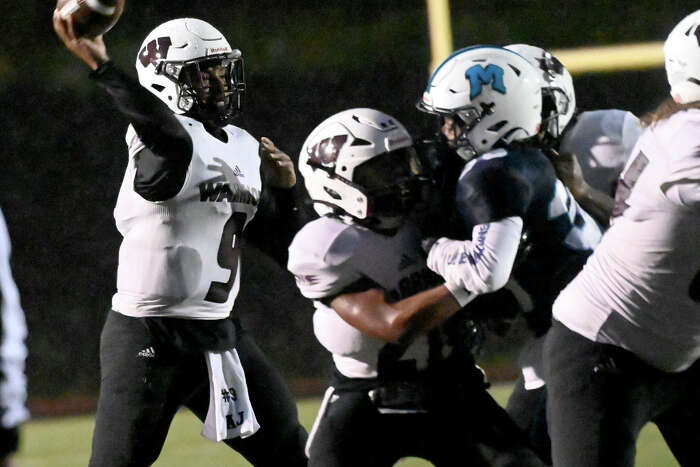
137, 347, 156, 358
398, 254, 416, 270
232, 165, 244, 177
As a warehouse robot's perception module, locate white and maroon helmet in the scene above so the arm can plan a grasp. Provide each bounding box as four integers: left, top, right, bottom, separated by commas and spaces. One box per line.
135, 18, 245, 120
299, 108, 425, 231
664, 10, 700, 104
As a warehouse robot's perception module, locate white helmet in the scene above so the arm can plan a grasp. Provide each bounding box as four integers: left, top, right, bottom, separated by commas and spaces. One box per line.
135, 18, 245, 121
299, 108, 426, 231
506, 43, 576, 139
664, 10, 700, 104
417, 45, 542, 161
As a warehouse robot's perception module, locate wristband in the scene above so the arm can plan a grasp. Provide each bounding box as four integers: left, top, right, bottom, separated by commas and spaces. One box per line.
444, 281, 476, 307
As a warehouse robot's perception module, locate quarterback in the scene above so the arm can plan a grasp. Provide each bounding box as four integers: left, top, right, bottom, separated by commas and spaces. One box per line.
53, 14, 307, 466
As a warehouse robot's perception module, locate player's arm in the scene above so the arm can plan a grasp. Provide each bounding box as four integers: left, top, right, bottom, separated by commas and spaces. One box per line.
244, 137, 302, 265
53, 12, 192, 202
425, 216, 523, 295
330, 284, 463, 345
553, 150, 614, 226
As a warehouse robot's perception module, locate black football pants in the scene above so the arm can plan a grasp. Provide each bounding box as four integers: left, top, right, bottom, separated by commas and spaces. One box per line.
307, 385, 546, 467
505, 378, 551, 464
544, 320, 700, 467
89, 310, 308, 467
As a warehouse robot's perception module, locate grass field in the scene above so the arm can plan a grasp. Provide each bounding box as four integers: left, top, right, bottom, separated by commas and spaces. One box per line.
17, 384, 678, 466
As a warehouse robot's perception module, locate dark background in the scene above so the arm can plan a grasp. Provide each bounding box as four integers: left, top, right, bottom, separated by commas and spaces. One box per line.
0, 0, 695, 402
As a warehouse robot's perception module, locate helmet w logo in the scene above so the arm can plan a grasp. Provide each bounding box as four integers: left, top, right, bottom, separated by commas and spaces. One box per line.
465, 64, 506, 99
138, 36, 173, 67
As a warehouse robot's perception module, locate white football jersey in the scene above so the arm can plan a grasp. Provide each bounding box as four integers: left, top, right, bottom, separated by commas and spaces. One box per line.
560, 109, 642, 196
554, 109, 700, 372
0, 209, 29, 429
112, 115, 262, 319
288, 216, 438, 379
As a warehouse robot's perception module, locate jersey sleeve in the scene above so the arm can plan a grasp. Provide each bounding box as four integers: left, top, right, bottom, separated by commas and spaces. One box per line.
0, 209, 29, 429
92, 62, 193, 202
662, 122, 700, 208
287, 219, 364, 300
455, 150, 532, 230
125, 125, 145, 158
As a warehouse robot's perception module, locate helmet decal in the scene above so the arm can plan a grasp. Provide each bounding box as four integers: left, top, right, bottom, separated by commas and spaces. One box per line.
465, 64, 506, 99
308, 135, 348, 167
138, 37, 173, 67
688, 24, 700, 45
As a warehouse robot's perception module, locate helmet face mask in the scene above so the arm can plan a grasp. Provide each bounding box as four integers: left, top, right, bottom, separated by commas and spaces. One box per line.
353, 146, 426, 221
175, 55, 245, 124
136, 18, 246, 125
299, 108, 427, 232
437, 108, 483, 160
418, 46, 543, 161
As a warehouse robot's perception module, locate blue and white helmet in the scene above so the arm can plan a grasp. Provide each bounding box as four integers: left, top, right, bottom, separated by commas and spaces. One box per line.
506, 44, 576, 139
664, 10, 700, 104
418, 45, 542, 161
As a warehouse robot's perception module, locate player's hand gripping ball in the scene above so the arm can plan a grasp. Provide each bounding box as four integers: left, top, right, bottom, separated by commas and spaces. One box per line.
56, 0, 125, 38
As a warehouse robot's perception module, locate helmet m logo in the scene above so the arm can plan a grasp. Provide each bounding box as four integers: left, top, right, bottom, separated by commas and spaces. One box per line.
465, 64, 506, 99
139, 37, 173, 67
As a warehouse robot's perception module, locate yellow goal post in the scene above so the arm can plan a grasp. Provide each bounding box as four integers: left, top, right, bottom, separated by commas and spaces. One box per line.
425, 0, 665, 75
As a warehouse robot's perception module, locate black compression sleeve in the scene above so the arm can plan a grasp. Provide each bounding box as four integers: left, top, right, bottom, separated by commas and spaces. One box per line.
89, 61, 190, 147
89, 61, 193, 201
244, 183, 313, 266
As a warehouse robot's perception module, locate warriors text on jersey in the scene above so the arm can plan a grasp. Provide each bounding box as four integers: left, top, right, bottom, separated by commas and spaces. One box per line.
454, 144, 603, 332
288, 216, 441, 379
112, 114, 261, 319
553, 109, 700, 372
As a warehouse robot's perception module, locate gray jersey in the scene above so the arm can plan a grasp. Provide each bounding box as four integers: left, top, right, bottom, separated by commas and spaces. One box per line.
0, 208, 28, 429
560, 109, 642, 196
288, 216, 439, 379
554, 109, 700, 372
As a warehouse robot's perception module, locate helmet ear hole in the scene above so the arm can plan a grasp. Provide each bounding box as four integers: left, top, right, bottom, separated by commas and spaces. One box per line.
487, 121, 508, 132
323, 187, 342, 200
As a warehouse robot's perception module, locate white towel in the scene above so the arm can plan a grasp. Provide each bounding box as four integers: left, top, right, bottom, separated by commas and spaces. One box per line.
202, 349, 260, 442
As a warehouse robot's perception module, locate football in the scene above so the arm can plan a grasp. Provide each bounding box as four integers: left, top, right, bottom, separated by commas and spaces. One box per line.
56, 0, 125, 38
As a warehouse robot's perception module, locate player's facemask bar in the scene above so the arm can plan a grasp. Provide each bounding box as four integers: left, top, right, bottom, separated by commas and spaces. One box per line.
540, 87, 571, 140
353, 147, 430, 218
156, 50, 246, 123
